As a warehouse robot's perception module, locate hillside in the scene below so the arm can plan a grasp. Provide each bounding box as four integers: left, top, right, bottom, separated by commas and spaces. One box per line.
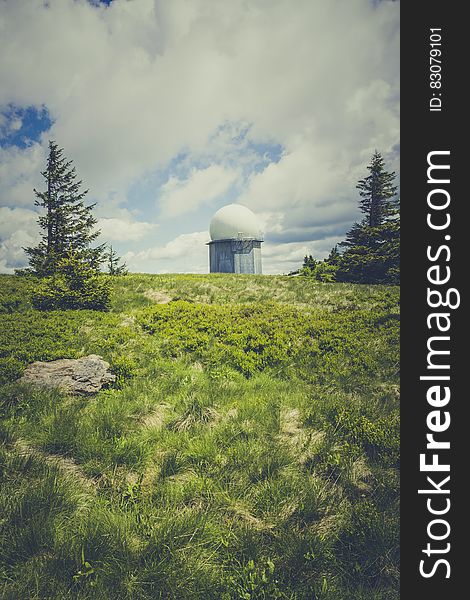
0, 274, 400, 599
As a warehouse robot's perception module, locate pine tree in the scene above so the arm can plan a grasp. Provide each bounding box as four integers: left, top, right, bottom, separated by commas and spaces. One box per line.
299, 253, 338, 282
106, 245, 128, 276
337, 152, 399, 284
356, 150, 398, 228
326, 245, 340, 266
23, 141, 105, 276
302, 255, 316, 271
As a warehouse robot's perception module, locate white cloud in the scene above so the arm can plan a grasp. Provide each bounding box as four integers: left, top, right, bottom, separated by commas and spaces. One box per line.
159, 165, 238, 217
0, 0, 399, 274
0, 206, 38, 239
262, 236, 340, 275
97, 217, 158, 242
0, 114, 23, 135
0, 206, 39, 272
124, 231, 209, 273
237, 141, 365, 246
0, 143, 46, 207
9, 118, 22, 131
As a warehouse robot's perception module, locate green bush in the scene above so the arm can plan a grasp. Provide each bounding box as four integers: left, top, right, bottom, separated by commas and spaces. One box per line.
110, 355, 138, 388
0, 357, 24, 386
0, 295, 21, 314
301, 261, 339, 282
0, 276, 36, 312
31, 252, 110, 311
139, 301, 315, 377
138, 300, 399, 385
0, 273, 400, 599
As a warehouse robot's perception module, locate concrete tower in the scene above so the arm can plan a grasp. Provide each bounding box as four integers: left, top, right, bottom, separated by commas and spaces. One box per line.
208, 204, 263, 274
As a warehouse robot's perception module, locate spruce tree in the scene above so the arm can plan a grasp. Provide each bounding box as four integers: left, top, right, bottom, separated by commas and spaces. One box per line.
337, 151, 399, 284
355, 150, 398, 228
326, 245, 340, 266
106, 245, 128, 276
302, 254, 317, 272
24, 141, 105, 276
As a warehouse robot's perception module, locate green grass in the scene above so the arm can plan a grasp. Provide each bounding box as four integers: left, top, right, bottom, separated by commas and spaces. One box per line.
0, 273, 399, 599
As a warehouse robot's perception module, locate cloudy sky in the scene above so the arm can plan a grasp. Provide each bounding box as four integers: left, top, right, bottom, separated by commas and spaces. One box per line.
0, 0, 399, 275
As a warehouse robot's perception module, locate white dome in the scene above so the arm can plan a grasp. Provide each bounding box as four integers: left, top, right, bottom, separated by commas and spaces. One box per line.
210, 204, 262, 241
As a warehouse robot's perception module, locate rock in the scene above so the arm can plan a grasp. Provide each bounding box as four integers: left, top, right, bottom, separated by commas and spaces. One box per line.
19, 354, 116, 395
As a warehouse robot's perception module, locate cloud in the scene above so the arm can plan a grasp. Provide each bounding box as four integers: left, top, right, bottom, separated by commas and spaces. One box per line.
0, 206, 39, 272
0, 112, 19, 136
0, 143, 46, 207
97, 217, 158, 242
237, 126, 398, 247
10, 118, 22, 131
262, 236, 340, 275
124, 231, 209, 273
0, 0, 399, 274
159, 165, 238, 218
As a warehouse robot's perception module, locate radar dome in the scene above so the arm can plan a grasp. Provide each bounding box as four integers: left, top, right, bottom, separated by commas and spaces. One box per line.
210, 204, 262, 241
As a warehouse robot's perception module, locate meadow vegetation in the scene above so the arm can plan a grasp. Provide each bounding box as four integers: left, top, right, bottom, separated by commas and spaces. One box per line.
0, 273, 399, 599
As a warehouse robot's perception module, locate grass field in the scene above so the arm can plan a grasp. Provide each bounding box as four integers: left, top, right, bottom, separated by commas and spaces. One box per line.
0, 273, 399, 599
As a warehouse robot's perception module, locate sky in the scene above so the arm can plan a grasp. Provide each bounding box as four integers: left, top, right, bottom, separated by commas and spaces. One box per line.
0, 0, 399, 275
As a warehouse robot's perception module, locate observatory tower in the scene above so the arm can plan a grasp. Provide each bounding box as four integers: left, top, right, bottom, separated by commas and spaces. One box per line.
208, 204, 263, 274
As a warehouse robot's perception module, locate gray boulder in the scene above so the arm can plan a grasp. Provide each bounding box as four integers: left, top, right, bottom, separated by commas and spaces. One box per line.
20, 354, 116, 395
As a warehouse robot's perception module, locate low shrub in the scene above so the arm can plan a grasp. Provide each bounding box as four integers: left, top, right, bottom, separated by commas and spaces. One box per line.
31, 251, 110, 311
138, 300, 399, 384
0, 295, 21, 314
0, 357, 24, 386
0, 273, 400, 599
109, 355, 138, 388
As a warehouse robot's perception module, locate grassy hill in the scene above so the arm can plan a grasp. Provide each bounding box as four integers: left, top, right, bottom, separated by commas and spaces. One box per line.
0, 274, 399, 599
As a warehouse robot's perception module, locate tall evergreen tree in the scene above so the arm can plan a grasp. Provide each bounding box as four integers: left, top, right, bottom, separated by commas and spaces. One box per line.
24, 141, 105, 276
337, 151, 399, 284
356, 150, 398, 228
